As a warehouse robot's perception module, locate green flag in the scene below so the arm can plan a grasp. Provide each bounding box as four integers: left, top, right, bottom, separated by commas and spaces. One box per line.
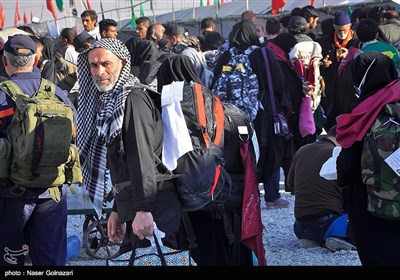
130, 0, 136, 28
200, 0, 204, 7
214, 0, 217, 4
347, 6, 353, 16
140, 1, 145, 17
56, 0, 64, 11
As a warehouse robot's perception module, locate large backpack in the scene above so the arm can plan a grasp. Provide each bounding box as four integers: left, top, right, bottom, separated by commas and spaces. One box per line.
174, 81, 228, 212
0, 79, 82, 196
212, 45, 261, 121
361, 102, 400, 219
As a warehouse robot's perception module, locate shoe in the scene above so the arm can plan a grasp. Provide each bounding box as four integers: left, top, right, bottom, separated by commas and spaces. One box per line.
299, 239, 319, 249
265, 198, 290, 209
325, 237, 357, 252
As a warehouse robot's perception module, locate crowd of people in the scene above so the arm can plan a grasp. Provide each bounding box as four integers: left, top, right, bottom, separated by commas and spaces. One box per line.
1, 3, 400, 266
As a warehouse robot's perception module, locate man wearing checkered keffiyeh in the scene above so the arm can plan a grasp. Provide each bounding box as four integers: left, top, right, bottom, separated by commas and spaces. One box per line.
77, 38, 182, 249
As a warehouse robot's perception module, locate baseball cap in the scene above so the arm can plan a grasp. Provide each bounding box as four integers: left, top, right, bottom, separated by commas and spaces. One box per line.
3, 34, 36, 56
164, 24, 186, 36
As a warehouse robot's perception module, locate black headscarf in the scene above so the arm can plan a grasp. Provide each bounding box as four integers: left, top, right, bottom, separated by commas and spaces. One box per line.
269, 32, 298, 56
228, 20, 260, 51
203, 31, 224, 51
157, 55, 203, 92
351, 51, 397, 108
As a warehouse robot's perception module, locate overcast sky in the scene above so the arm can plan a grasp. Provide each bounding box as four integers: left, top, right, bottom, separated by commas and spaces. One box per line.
1, 0, 211, 29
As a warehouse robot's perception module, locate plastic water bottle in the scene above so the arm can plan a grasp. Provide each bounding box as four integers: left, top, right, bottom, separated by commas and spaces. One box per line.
66, 235, 81, 260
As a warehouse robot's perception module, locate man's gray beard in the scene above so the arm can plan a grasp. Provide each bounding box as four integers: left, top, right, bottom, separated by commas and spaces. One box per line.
94, 82, 115, 93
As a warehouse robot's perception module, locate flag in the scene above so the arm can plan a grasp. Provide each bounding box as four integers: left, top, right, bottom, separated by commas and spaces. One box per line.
150, 0, 154, 11
207, 0, 210, 5
140, 1, 145, 17
86, 0, 93, 11
14, 0, 21, 26
129, 0, 136, 28
200, 0, 204, 6
100, 0, 105, 20
23, 10, 28, 25
47, 0, 58, 20
271, 0, 285, 16
221, 0, 224, 4
311, 0, 316, 5
56, 0, 64, 11
0, 4, 5, 29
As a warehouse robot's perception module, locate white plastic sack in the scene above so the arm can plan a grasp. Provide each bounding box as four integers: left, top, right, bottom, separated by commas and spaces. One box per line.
319, 146, 342, 180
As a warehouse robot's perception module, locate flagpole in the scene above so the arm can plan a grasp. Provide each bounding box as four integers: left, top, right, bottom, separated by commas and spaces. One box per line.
172, 0, 175, 22
151, 0, 156, 23
115, 0, 120, 24
192, 0, 195, 20
245, 0, 248, 11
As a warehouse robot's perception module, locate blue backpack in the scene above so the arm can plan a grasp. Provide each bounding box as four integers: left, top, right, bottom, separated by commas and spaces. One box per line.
212, 45, 261, 121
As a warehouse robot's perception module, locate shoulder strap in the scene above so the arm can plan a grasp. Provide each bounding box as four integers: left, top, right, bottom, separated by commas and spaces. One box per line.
0, 80, 27, 101
261, 47, 277, 115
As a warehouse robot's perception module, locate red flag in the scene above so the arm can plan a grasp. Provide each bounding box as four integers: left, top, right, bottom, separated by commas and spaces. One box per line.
47, 0, 58, 20
0, 4, 5, 29
240, 141, 267, 266
220, 0, 224, 4
271, 0, 285, 16
23, 10, 28, 24
14, 0, 21, 26
311, 0, 316, 5
86, 0, 93, 11
207, 0, 210, 5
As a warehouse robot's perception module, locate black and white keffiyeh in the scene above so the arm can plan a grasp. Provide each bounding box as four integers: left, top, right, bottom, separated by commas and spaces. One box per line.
77, 38, 138, 212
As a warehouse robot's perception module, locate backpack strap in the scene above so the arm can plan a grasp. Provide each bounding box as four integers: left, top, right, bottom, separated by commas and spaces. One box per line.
0, 80, 28, 101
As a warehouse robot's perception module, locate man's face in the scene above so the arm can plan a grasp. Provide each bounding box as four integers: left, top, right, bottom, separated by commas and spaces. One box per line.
87, 48, 123, 92
102, 26, 118, 39
309, 16, 319, 29
135, 23, 148, 39
82, 15, 96, 32
152, 24, 165, 40
255, 25, 265, 38
163, 34, 176, 49
334, 24, 351, 40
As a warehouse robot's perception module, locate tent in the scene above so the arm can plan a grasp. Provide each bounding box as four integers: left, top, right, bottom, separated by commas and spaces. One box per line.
120, 0, 400, 38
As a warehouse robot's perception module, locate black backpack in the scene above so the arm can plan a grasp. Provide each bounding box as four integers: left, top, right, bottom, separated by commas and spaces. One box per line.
174, 81, 229, 212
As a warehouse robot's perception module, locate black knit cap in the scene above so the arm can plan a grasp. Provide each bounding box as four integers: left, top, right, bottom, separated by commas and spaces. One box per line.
356, 18, 379, 43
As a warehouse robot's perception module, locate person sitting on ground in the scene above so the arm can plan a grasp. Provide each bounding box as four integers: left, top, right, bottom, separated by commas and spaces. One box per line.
288, 125, 356, 251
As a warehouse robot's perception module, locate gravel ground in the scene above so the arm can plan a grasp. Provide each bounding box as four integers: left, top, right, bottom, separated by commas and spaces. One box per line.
66, 183, 361, 266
